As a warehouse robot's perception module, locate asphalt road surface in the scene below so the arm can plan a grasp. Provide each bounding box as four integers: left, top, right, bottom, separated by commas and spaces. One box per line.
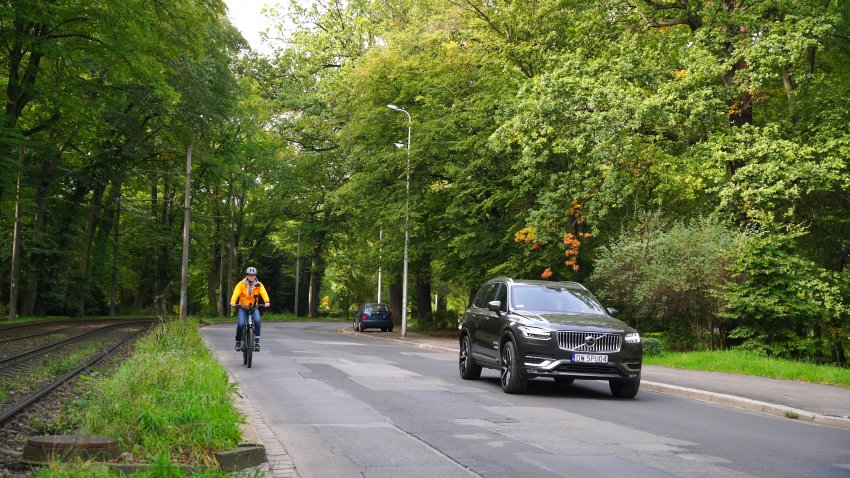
202, 321, 850, 478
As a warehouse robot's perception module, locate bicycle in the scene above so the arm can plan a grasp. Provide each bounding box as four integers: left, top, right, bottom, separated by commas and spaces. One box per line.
234, 297, 261, 368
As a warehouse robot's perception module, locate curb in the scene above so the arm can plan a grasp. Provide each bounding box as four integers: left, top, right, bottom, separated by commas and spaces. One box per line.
642, 381, 850, 431
339, 328, 850, 431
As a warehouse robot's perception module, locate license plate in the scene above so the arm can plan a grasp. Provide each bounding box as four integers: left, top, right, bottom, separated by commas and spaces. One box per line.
573, 354, 608, 363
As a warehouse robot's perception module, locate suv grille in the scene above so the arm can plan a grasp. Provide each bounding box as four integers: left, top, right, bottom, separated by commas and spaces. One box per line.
558, 332, 621, 352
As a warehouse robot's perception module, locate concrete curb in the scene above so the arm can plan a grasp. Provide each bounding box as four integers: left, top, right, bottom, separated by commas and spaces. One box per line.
339, 328, 850, 431
642, 381, 850, 431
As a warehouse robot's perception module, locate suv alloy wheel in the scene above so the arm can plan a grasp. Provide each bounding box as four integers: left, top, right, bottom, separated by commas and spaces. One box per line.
459, 334, 482, 379
500, 339, 527, 394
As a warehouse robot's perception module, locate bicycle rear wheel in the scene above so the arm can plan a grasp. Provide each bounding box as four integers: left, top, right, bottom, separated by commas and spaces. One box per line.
246, 325, 254, 368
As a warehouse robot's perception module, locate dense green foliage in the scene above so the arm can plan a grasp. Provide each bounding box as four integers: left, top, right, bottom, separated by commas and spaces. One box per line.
2, 1, 849, 362
590, 215, 737, 351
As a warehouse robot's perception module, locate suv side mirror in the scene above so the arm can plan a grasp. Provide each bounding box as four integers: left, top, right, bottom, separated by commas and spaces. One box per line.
487, 300, 502, 313
607, 307, 619, 318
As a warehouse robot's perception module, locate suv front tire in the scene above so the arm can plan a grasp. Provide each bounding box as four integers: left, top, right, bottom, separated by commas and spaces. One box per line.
609, 375, 641, 398
459, 334, 482, 379
500, 339, 527, 394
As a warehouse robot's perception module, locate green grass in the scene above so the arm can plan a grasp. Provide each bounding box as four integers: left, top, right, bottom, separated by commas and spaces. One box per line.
644, 350, 850, 388
37, 319, 243, 476
0, 344, 102, 399
0, 315, 71, 325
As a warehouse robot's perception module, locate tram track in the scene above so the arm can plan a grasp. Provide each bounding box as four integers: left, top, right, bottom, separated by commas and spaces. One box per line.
0, 319, 155, 427
0, 319, 146, 361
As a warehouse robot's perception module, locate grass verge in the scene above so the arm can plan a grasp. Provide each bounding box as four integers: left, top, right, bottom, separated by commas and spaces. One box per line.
644, 350, 850, 388
35, 319, 241, 477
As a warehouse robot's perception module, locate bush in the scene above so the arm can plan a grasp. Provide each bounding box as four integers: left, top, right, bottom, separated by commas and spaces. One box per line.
642, 337, 664, 356
429, 309, 462, 331
590, 213, 738, 350
720, 228, 850, 362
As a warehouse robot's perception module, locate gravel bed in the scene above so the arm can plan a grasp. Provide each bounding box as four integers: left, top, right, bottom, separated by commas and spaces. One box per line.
0, 335, 138, 477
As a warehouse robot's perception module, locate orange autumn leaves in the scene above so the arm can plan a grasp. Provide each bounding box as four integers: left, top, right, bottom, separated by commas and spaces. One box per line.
514, 199, 591, 278
563, 231, 592, 272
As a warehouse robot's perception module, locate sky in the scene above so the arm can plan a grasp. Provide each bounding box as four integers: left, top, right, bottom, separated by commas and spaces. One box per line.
223, 0, 282, 55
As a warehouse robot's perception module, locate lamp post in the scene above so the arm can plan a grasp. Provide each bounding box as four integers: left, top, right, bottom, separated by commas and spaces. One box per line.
377, 228, 382, 303
387, 104, 410, 338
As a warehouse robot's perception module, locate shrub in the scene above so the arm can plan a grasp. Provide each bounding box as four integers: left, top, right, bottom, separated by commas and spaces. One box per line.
720, 228, 850, 362
590, 213, 738, 350
642, 337, 664, 356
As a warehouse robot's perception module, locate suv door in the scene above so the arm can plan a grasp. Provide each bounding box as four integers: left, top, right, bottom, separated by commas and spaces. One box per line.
468, 282, 497, 361
480, 282, 507, 362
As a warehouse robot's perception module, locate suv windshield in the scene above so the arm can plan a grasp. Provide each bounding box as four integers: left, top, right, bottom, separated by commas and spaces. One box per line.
511, 284, 607, 314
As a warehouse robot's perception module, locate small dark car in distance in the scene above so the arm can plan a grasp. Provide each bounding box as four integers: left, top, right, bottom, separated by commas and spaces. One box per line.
354, 303, 394, 332
458, 278, 642, 397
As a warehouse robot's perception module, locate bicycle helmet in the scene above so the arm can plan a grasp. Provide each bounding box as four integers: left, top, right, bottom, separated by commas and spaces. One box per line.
246, 266, 257, 275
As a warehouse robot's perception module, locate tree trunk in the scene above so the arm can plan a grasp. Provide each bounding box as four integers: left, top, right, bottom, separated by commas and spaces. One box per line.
179, 143, 192, 320
135, 179, 159, 309
22, 139, 69, 316
227, 193, 237, 315
110, 184, 120, 317
155, 176, 175, 315
295, 230, 301, 316
209, 185, 223, 315
208, 242, 221, 314
307, 233, 326, 318
218, 238, 226, 316
414, 260, 432, 324
390, 281, 403, 327
9, 144, 24, 320
77, 182, 106, 316
436, 293, 447, 312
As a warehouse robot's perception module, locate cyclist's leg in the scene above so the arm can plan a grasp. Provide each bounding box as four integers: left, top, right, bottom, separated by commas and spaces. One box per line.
236, 308, 247, 342
253, 309, 261, 344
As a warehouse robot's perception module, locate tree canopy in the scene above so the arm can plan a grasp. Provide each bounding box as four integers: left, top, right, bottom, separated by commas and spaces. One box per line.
2, 0, 848, 363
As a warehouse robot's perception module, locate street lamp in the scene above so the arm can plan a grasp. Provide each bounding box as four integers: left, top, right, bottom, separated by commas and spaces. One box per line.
387, 104, 411, 338
377, 228, 382, 303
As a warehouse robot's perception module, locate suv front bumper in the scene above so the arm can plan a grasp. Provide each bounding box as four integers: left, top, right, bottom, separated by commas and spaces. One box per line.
522, 354, 642, 380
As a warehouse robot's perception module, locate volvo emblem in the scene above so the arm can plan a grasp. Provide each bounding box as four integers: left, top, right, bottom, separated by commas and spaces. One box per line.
584, 336, 596, 348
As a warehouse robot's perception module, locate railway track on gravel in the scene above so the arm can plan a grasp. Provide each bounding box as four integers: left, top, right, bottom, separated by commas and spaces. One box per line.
0, 319, 155, 426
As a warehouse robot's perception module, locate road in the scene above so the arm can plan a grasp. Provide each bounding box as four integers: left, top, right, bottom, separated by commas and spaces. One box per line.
202, 321, 850, 478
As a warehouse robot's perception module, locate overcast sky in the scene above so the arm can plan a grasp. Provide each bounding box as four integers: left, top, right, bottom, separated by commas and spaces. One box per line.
223, 0, 282, 54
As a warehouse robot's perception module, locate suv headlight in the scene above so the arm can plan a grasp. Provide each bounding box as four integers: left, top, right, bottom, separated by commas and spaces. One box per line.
518, 325, 552, 340
625, 333, 641, 344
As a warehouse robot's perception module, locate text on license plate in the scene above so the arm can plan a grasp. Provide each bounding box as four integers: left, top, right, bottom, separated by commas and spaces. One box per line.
573, 354, 608, 363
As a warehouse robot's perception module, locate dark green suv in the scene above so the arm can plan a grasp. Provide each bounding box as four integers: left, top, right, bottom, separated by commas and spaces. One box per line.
458, 278, 642, 397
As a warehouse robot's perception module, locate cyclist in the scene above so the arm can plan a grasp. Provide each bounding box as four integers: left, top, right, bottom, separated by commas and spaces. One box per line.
230, 266, 270, 352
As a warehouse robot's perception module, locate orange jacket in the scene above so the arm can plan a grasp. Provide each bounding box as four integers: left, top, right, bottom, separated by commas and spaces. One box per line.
230, 278, 270, 307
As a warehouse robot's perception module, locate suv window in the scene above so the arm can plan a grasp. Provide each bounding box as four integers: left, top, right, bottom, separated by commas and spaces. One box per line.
493, 283, 507, 312
472, 283, 496, 308
511, 284, 607, 314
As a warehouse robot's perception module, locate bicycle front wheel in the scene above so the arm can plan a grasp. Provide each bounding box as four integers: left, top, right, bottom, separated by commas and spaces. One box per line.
246, 325, 254, 368
242, 324, 249, 365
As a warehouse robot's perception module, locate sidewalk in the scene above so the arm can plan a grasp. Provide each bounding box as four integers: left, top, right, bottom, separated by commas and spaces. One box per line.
338, 327, 850, 431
